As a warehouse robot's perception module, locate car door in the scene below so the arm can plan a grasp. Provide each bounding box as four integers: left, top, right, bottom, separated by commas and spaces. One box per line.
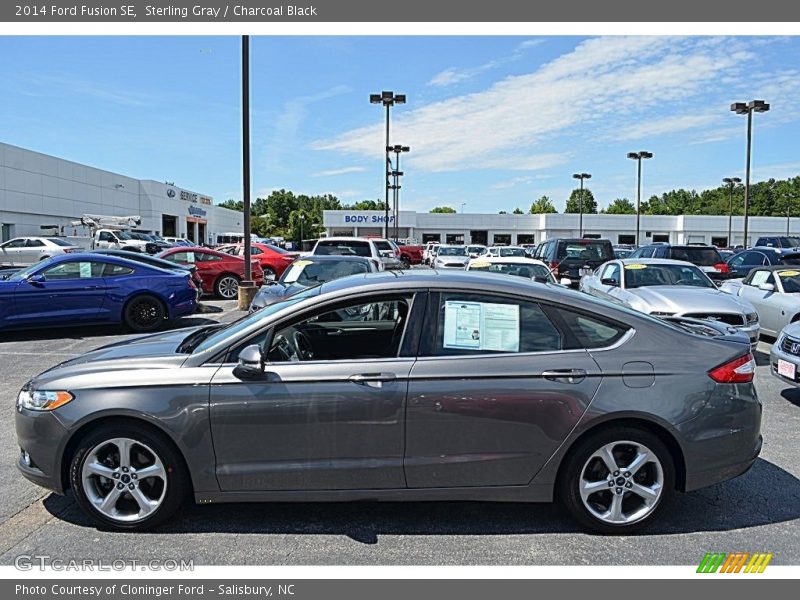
209, 292, 422, 492
404, 290, 605, 488
10, 259, 108, 326
23, 238, 49, 263
0, 238, 26, 266
739, 269, 781, 335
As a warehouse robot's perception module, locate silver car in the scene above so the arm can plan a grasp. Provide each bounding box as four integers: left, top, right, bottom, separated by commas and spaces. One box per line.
433, 245, 470, 269
581, 258, 759, 347
16, 271, 761, 534
720, 266, 800, 337
0, 236, 81, 266
770, 320, 800, 386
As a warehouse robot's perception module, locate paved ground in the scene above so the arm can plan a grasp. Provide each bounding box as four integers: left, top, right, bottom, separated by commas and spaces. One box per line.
0, 297, 798, 566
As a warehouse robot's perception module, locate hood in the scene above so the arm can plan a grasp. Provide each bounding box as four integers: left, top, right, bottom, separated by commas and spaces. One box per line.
779, 320, 800, 340
628, 286, 754, 315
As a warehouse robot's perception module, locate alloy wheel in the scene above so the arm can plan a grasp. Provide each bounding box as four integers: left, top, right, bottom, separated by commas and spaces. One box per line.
128, 298, 160, 329
578, 440, 664, 525
217, 276, 239, 299
81, 437, 167, 523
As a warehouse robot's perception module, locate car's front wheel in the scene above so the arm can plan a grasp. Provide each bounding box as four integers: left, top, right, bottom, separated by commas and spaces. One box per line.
559, 427, 674, 534
69, 424, 188, 531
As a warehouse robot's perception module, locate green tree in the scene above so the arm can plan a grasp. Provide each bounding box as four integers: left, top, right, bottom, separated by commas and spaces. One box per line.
512, 207, 524, 214
498, 210, 508, 214
565, 188, 598, 214
430, 206, 457, 213
602, 198, 637, 214
218, 198, 243, 212
344, 199, 388, 210
529, 195, 557, 214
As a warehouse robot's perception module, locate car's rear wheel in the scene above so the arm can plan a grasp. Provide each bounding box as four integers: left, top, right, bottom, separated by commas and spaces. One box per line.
69, 425, 188, 531
215, 274, 240, 299
559, 427, 674, 534
123, 295, 166, 333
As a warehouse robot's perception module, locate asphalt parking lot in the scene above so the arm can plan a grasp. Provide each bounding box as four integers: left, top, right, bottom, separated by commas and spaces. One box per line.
0, 297, 798, 566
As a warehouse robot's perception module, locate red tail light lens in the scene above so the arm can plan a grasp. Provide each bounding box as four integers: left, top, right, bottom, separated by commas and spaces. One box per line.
714, 262, 730, 273
708, 353, 755, 383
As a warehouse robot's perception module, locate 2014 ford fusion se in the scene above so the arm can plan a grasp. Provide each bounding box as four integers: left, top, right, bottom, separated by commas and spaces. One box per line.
15, 270, 761, 534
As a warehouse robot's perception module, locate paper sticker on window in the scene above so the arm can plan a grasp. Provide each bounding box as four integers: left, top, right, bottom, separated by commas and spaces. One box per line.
624, 263, 647, 270
443, 300, 519, 352
778, 270, 800, 277
79, 262, 92, 278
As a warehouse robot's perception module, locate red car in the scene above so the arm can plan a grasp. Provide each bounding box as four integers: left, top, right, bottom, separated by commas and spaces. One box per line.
158, 247, 264, 300
215, 242, 299, 280
397, 244, 423, 267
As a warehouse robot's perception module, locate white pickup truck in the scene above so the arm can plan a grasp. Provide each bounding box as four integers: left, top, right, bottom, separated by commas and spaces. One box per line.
92, 229, 154, 253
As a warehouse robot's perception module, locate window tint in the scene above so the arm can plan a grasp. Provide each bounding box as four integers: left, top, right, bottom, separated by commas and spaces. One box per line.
25, 239, 45, 247
2, 238, 25, 248
428, 293, 561, 356
549, 306, 630, 349
669, 246, 723, 266
197, 252, 222, 262
315, 240, 372, 257
267, 296, 411, 362
164, 252, 193, 264
42, 261, 104, 280
373, 240, 393, 251
557, 241, 614, 261
104, 264, 135, 277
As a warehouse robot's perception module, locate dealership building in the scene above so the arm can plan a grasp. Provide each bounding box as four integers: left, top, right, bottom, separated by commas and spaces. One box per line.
323, 210, 795, 247
0, 142, 242, 244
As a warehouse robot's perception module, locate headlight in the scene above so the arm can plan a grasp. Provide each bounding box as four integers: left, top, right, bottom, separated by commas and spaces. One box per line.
746, 312, 759, 324
17, 389, 74, 412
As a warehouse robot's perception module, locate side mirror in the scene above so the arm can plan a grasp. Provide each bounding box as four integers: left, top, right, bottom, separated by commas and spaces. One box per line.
233, 344, 265, 379
601, 277, 619, 287
758, 282, 775, 292
26, 273, 46, 287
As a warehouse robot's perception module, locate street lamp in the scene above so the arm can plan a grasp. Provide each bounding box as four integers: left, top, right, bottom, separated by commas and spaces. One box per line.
239, 34, 255, 308
299, 214, 305, 245
388, 144, 410, 242
731, 100, 770, 248
626, 151, 653, 245
461, 203, 466, 214
722, 177, 741, 247
370, 91, 406, 238
572, 173, 591, 237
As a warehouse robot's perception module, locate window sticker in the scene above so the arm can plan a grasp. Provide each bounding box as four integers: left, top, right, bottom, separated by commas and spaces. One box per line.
624, 263, 647, 270
778, 270, 800, 278
443, 300, 520, 352
79, 262, 92, 278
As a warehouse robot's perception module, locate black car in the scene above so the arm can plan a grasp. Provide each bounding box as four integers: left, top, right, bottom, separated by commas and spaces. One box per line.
726, 247, 800, 279
753, 236, 800, 250
250, 254, 377, 311
534, 238, 615, 287
90, 249, 204, 295
628, 243, 730, 281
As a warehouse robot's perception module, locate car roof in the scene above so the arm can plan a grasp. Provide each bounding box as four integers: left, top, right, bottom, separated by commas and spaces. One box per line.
747, 264, 800, 271
317, 237, 375, 243
469, 256, 548, 266
618, 258, 698, 267
297, 254, 372, 263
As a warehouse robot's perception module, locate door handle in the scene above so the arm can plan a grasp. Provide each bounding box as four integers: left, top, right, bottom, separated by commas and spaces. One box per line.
349, 372, 397, 384
541, 369, 587, 384
82, 285, 101, 290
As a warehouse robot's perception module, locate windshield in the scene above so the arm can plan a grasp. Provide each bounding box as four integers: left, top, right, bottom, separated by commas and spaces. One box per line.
190, 288, 319, 354
115, 231, 133, 240
467, 246, 485, 254
6, 262, 43, 281
558, 241, 614, 261
282, 259, 369, 285
624, 263, 715, 289
669, 246, 723, 266
470, 261, 554, 282
264, 243, 288, 254
777, 269, 800, 293
499, 247, 526, 257
438, 247, 467, 256
315, 240, 371, 257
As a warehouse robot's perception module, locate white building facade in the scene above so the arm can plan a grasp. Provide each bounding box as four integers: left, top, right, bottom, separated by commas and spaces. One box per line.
0, 142, 242, 244
323, 210, 795, 247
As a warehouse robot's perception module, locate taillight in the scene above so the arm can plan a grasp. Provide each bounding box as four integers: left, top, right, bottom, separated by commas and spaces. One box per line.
708, 353, 755, 383
714, 262, 730, 274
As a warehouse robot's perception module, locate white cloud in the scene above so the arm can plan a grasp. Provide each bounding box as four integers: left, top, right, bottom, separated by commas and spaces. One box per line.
616, 113, 720, 141
312, 166, 366, 177
427, 38, 544, 87
316, 37, 766, 174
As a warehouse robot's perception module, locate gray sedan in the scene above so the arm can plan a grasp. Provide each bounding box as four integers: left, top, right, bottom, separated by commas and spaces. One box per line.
16, 271, 761, 534
720, 266, 800, 337
581, 258, 760, 347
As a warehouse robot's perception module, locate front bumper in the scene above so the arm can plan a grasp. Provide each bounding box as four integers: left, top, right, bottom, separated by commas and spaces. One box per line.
15, 405, 70, 494
769, 337, 800, 387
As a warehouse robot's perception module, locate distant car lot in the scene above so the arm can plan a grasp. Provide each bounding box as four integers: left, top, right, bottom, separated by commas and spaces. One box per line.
0, 284, 799, 564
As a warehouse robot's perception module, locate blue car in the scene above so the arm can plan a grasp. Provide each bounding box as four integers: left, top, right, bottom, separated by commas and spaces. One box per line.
0, 253, 197, 333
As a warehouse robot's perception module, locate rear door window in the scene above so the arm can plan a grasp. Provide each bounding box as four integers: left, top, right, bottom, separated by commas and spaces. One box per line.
545, 306, 630, 349
669, 247, 723, 266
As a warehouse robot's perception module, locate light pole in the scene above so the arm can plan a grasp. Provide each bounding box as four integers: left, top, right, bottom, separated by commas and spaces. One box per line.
388, 144, 410, 242
370, 91, 406, 238
238, 34, 255, 309
626, 151, 653, 246
299, 214, 305, 246
461, 203, 466, 214
731, 100, 770, 248
722, 177, 741, 247
572, 173, 591, 237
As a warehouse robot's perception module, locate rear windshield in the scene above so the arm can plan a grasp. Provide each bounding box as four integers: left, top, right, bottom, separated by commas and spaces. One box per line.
373, 241, 393, 251
557, 241, 614, 261
439, 247, 467, 256
499, 247, 527, 257
315, 240, 371, 257
669, 246, 723, 266
47, 238, 75, 247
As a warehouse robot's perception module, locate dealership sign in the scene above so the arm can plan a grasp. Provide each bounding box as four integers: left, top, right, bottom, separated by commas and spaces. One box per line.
188, 205, 207, 218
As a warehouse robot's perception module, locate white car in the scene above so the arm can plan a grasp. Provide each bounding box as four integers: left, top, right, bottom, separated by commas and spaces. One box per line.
312, 237, 387, 271
433, 245, 470, 269
0, 236, 82, 266
466, 256, 556, 283
486, 245, 528, 258
466, 244, 488, 259
423, 242, 440, 265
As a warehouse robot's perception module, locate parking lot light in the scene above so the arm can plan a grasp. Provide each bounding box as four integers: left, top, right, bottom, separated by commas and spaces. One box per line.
370, 91, 406, 238
723, 177, 742, 246
731, 100, 770, 248
627, 152, 653, 246
572, 173, 591, 237
388, 144, 410, 242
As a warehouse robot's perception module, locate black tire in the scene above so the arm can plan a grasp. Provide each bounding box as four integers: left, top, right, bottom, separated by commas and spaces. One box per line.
558, 426, 674, 535
123, 294, 166, 333
401, 256, 411, 269
69, 423, 189, 531
214, 273, 240, 299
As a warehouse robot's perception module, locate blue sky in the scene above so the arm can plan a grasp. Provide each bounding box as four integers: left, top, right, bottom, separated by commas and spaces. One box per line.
1, 35, 799, 213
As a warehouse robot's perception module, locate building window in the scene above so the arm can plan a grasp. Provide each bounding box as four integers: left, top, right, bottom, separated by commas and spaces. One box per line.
583, 233, 601, 239
711, 236, 728, 247
493, 233, 511, 245
446, 233, 464, 244
652, 234, 669, 243
470, 230, 488, 245
617, 234, 636, 245
422, 233, 442, 243
331, 228, 355, 236
517, 234, 536, 245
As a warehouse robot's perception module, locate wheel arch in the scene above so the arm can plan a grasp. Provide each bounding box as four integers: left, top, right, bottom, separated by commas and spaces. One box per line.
554, 416, 687, 493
